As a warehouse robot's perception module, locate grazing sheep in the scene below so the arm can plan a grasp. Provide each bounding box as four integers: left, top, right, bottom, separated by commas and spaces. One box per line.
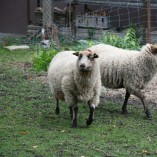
48, 50, 101, 127
89, 43, 157, 119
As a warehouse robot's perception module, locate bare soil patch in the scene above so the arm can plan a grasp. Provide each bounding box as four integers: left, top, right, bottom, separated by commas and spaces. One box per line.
12, 62, 157, 109
101, 74, 157, 109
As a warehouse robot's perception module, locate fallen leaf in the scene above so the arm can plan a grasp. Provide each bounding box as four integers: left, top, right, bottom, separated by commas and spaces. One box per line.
142, 150, 148, 154
33, 145, 38, 148
21, 131, 27, 135
28, 76, 33, 80
147, 136, 152, 142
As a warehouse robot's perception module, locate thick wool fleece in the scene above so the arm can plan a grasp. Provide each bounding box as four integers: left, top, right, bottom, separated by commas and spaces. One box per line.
89, 44, 157, 94
48, 51, 101, 107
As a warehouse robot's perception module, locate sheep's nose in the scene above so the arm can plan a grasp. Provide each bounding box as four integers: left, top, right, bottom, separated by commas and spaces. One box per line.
80, 64, 85, 68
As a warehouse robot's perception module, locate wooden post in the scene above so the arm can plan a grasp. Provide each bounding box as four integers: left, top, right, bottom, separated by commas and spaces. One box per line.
52, 25, 61, 49
72, 0, 77, 37
68, 3, 71, 33
37, 0, 40, 7
27, 0, 30, 24
147, 0, 151, 43
142, 0, 147, 44
43, 0, 54, 27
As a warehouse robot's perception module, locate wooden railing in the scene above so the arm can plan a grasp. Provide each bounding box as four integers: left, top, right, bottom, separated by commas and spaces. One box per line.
76, 15, 110, 29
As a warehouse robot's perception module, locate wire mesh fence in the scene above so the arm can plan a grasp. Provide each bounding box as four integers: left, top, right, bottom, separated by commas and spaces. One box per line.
0, 0, 157, 46
41, 0, 157, 44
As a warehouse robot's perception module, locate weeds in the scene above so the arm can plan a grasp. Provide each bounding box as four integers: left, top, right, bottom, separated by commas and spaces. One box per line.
33, 48, 58, 71
99, 26, 141, 50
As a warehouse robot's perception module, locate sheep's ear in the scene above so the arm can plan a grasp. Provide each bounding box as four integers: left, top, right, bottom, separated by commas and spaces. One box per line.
94, 53, 99, 58
87, 49, 92, 53
151, 44, 157, 55
73, 52, 79, 56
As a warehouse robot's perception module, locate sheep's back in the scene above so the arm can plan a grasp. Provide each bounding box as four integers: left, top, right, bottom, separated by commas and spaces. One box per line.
89, 44, 139, 88
48, 51, 77, 93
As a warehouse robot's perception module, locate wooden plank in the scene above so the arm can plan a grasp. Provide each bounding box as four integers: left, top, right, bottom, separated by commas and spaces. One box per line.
27, 0, 30, 24
147, 0, 151, 43
4, 45, 30, 51
63, 0, 157, 8
76, 15, 110, 29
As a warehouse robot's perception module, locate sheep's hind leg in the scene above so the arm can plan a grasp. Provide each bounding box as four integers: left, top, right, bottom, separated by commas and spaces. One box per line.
69, 106, 73, 119
121, 90, 130, 115
71, 106, 78, 128
133, 90, 152, 120
55, 97, 60, 115
86, 102, 95, 126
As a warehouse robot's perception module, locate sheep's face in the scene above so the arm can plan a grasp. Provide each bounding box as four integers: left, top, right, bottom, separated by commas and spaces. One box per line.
73, 50, 98, 72
150, 44, 157, 56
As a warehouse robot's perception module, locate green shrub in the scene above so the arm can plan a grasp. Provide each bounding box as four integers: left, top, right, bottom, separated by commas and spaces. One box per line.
99, 26, 141, 50
87, 28, 95, 40
99, 32, 124, 48
32, 39, 97, 72
1, 37, 12, 46
1, 36, 31, 46
68, 40, 95, 51
123, 27, 141, 50
33, 48, 58, 71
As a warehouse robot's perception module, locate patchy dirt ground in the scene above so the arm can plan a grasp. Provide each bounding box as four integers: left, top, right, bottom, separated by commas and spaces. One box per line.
37, 68, 157, 110
100, 74, 157, 109
14, 62, 157, 109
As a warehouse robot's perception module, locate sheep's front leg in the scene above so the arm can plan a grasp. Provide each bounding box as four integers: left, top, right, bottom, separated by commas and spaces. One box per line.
71, 106, 78, 128
133, 90, 152, 119
63, 90, 78, 127
69, 106, 73, 119
86, 102, 95, 126
121, 90, 130, 115
55, 97, 60, 115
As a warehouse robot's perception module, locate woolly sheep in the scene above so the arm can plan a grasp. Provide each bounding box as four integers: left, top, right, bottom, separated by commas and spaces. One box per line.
89, 43, 157, 119
48, 50, 101, 127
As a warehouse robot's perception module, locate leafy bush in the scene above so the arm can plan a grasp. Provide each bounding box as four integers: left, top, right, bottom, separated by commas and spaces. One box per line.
69, 40, 98, 51
123, 27, 141, 50
1, 36, 31, 46
33, 48, 58, 71
1, 37, 13, 46
99, 32, 124, 48
33, 26, 141, 72
33, 39, 97, 71
87, 28, 95, 40
99, 26, 141, 50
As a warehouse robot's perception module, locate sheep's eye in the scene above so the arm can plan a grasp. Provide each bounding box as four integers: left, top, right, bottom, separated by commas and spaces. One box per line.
88, 55, 94, 61
79, 54, 83, 60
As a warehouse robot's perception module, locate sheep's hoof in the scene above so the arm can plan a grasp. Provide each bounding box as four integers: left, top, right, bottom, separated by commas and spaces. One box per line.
121, 110, 128, 116
145, 116, 152, 120
71, 124, 77, 128
55, 107, 60, 115
145, 115, 152, 120
145, 110, 152, 120
71, 120, 77, 128
86, 118, 93, 126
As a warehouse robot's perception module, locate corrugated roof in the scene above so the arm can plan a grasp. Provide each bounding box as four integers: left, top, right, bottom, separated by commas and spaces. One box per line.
54, 0, 157, 8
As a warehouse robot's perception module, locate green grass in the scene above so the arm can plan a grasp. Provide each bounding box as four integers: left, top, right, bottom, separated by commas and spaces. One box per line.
0, 47, 157, 157
0, 46, 34, 62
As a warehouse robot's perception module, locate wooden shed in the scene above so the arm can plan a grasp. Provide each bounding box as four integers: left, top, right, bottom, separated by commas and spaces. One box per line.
42, 0, 157, 42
